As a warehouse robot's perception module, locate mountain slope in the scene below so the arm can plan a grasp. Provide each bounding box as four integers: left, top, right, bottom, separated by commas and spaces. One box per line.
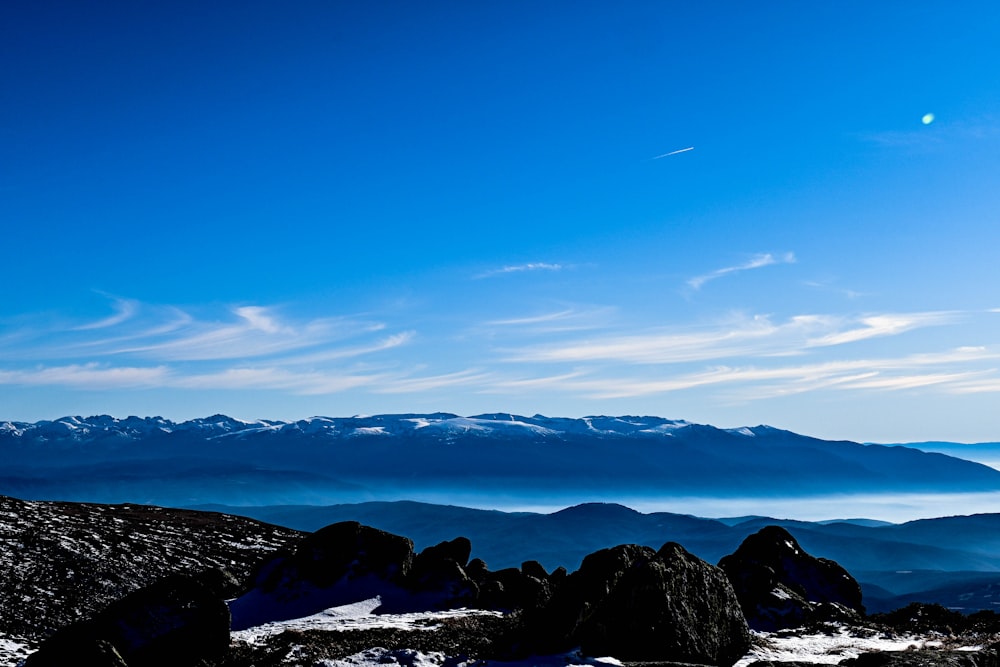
3, 413, 999, 507
0, 494, 303, 641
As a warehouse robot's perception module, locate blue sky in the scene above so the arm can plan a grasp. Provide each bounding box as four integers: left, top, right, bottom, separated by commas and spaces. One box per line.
3, 1, 1000, 443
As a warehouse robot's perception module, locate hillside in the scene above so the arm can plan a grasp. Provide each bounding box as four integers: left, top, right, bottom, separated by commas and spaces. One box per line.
0, 495, 302, 641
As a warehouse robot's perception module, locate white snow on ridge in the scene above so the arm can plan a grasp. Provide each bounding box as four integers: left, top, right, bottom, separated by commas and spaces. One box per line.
734, 625, 979, 667
315, 648, 624, 667
231, 597, 502, 646
417, 416, 558, 436
638, 423, 687, 434
351, 426, 389, 436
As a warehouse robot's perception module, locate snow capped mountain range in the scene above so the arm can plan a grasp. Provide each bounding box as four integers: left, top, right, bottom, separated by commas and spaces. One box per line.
0, 413, 704, 441
2, 413, 999, 509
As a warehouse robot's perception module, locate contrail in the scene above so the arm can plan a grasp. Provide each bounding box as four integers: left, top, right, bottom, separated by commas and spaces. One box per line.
652, 146, 694, 159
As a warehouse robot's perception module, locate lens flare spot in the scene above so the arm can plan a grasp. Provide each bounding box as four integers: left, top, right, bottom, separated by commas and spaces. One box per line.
921, 113, 935, 125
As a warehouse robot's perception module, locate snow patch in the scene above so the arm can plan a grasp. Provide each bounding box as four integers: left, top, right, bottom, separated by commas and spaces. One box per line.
638, 423, 686, 434
734, 625, 976, 667
314, 648, 623, 667
232, 597, 502, 646
0, 635, 32, 667
351, 427, 389, 436
771, 587, 792, 601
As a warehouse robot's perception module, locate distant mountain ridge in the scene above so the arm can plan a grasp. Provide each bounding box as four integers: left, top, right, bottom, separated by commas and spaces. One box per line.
3, 413, 999, 508
193, 499, 1000, 613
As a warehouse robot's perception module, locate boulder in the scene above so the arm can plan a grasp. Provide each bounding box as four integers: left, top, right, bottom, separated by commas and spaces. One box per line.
407, 538, 478, 608
25, 636, 129, 667
230, 523, 489, 626
25, 571, 230, 667
525, 542, 750, 665
413, 536, 472, 569
470, 563, 555, 612
230, 521, 416, 628
718, 525, 864, 631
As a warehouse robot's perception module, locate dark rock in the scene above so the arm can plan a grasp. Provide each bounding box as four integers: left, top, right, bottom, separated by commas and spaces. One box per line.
414, 536, 472, 569
521, 560, 548, 580
872, 603, 970, 635
230, 521, 416, 628
0, 495, 302, 641
841, 649, 1000, 667
26, 572, 230, 667
273, 520, 415, 590
474, 566, 553, 612
718, 525, 864, 631
24, 636, 129, 667
526, 542, 750, 665
466, 558, 489, 580
407, 540, 479, 609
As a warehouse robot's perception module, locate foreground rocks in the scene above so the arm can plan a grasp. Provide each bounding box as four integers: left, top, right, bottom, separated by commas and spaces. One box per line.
719, 525, 865, 631
31, 510, 993, 667
525, 541, 751, 664
24, 571, 232, 667
841, 647, 1000, 667
226, 521, 751, 664
0, 495, 303, 641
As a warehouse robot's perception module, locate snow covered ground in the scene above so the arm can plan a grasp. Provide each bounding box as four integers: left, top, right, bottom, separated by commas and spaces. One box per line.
231, 597, 622, 667
314, 648, 624, 667
231, 596, 503, 645
4, 600, 987, 667
735, 625, 982, 666
0, 637, 30, 667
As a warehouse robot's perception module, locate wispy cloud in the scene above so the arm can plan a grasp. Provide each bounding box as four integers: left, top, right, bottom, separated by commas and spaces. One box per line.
110, 306, 371, 362
475, 262, 564, 279
488, 310, 577, 326
281, 332, 415, 365
0, 363, 169, 389
375, 369, 493, 394
506, 311, 947, 366
488, 345, 1000, 400
4, 293, 1000, 411
72, 296, 139, 331
507, 313, 791, 365
806, 312, 956, 347
172, 367, 382, 395
687, 252, 796, 290
0, 297, 414, 395
651, 146, 694, 159
803, 280, 865, 300
484, 306, 616, 333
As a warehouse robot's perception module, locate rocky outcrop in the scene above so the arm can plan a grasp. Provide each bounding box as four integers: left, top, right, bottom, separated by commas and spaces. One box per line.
24, 571, 231, 667
408, 536, 479, 608
230, 522, 490, 629
230, 521, 417, 628
841, 647, 1000, 667
470, 561, 557, 612
523, 542, 751, 665
719, 525, 864, 631
0, 495, 302, 641
228, 521, 751, 665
